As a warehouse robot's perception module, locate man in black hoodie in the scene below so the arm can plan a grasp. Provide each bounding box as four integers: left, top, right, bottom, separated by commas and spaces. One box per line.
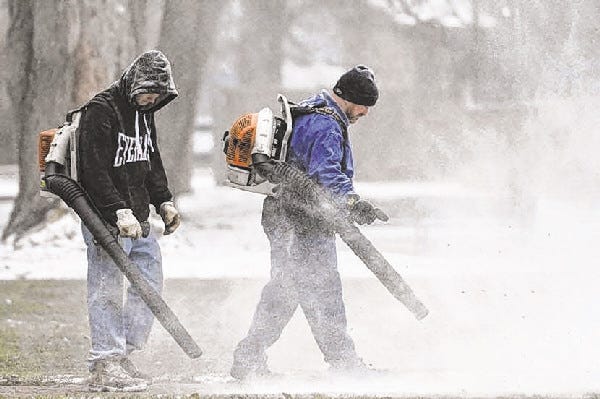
78, 50, 180, 392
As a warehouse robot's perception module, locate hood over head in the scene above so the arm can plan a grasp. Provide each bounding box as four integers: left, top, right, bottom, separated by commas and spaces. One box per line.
118, 50, 178, 112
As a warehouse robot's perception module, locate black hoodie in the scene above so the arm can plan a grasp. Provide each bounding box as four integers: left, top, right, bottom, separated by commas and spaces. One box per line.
78, 50, 178, 226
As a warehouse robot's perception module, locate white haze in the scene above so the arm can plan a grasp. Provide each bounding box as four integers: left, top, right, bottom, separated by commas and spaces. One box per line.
3, 154, 600, 395
3, 1, 600, 395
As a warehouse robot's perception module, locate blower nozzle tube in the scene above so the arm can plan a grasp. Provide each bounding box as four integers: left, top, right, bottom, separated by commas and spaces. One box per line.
250, 155, 428, 320
44, 162, 203, 358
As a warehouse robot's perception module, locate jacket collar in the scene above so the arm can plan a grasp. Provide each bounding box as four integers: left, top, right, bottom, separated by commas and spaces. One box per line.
321, 89, 349, 127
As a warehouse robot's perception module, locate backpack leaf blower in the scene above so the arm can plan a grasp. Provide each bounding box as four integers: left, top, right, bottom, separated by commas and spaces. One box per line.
222, 95, 428, 320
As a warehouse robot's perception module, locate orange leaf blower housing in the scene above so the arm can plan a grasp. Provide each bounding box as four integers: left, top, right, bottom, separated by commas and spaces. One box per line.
222, 95, 293, 194
225, 112, 258, 170
38, 129, 58, 172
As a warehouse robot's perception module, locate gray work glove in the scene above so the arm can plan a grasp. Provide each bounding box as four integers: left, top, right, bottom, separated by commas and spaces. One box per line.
347, 194, 389, 225
160, 201, 181, 235
116, 208, 142, 239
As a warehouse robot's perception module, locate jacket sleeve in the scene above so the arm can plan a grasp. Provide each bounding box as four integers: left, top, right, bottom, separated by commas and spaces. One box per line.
305, 116, 355, 197
79, 103, 127, 218
145, 114, 173, 212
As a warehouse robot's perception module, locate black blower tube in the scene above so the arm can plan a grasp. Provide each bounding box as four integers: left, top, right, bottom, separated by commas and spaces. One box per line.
44, 162, 202, 358
252, 154, 428, 320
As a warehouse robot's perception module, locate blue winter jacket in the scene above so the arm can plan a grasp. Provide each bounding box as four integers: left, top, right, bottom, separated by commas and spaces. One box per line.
288, 90, 355, 199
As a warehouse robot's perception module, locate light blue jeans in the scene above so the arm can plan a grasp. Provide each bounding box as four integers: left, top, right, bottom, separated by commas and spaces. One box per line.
81, 224, 163, 367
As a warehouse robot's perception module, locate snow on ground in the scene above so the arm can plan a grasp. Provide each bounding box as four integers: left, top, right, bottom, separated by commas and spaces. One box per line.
0, 168, 498, 281
3, 167, 600, 394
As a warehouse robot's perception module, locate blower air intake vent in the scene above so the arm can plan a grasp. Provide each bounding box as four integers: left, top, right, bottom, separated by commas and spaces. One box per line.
226, 113, 258, 169
38, 129, 58, 172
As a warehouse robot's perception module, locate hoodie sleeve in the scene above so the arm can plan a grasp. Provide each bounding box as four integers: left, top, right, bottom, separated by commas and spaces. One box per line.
145, 114, 173, 211
78, 103, 128, 219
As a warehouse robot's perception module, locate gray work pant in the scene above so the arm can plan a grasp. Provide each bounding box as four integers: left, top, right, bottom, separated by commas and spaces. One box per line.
233, 197, 359, 370
82, 224, 163, 367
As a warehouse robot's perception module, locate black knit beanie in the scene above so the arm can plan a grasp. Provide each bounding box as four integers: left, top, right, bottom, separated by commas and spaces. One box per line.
333, 65, 379, 106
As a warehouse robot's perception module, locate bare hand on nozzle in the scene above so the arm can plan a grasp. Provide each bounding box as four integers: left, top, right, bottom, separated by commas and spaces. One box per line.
116, 208, 142, 239
346, 194, 389, 225
160, 201, 181, 235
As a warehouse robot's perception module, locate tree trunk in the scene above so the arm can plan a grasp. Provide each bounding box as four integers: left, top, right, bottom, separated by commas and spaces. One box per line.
157, 0, 220, 197
236, 0, 284, 96
210, 0, 286, 184
2, 0, 136, 243
0, 0, 16, 164
1, 0, 54, 242
129, 0, 165, 54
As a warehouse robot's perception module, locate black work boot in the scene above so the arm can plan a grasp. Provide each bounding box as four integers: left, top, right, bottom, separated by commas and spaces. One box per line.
329, 356, 369, 374
230, 361, 251, 381
230, 350, 270, 381
329, 357, 388, 378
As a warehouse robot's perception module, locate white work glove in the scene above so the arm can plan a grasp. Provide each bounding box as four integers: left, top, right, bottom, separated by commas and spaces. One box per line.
115, 208, 142, 239
160, 201, 180, 235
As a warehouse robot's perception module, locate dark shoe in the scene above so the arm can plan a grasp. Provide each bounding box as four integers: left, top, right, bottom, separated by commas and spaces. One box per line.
329, 357, 371, 374
329, 359, 389, 378
230, 362, 252, 381
255, 363, 274, 377
231, 345, 270, 381
88, 359, 148, 392
230, 361, 273, 381
120, 357, 151, 381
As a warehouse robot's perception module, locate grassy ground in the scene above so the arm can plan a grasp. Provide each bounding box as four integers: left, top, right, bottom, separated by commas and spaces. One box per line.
0, 276, 436, 397
0, 280, 89, 377
0, 279, 247, 380
2, 278, 419, 397
0, 278, 253, 396
5, 273, 599, 397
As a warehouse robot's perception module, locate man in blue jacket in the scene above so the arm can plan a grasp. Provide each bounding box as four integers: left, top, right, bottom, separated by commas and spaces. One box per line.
231, 65, 384, 380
